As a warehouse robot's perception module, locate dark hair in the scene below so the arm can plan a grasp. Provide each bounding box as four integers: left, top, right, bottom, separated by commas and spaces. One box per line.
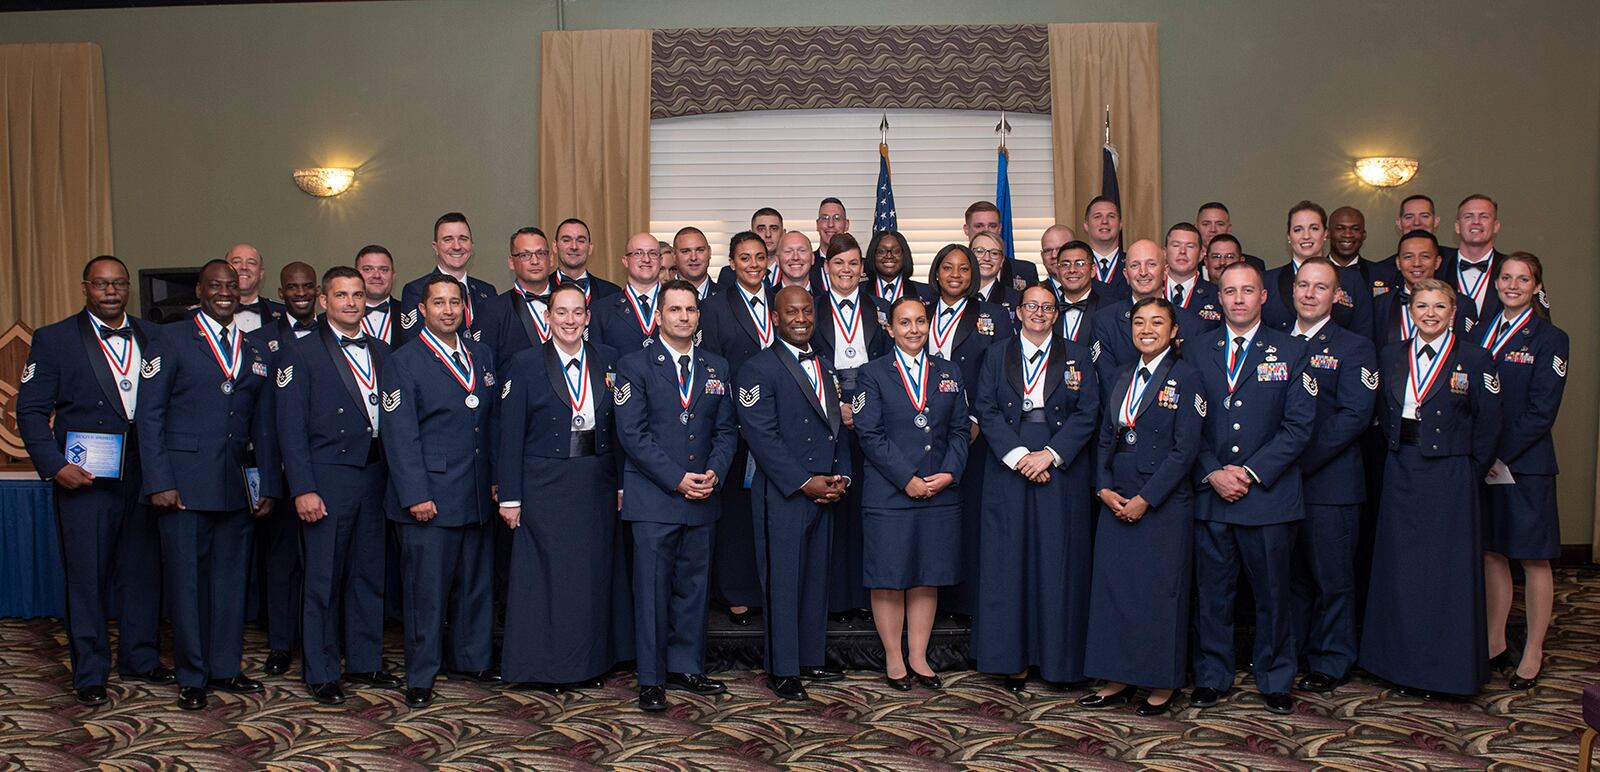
1165, 222, 1201, 241
1286, 200, 1327, 230
728, 230, 765, 257
1500, 251, 1550, 320
1196, 201, 1230, 216
866, 230, 914, 284
659, 278, 701, 309
1083, 195, 1121, 219
887, 295, 927, 324
1208, 234, 1242, 253
433, 211, 470, 238
751, 207, 782, 223
1399, 194, 1435, 215
549, 282, 586, 304
819, 197, 846, 217
421, 273, 465, 301
82, 254, 127, 280
1457, 193, 1498, 215
354, 244, 392, 264
1219, 260, 1265, 287
673, 226, 707, 244
1060, 240, 1093, 260
1129, 296, 1180, 355
825, 233, 862, 261
199, 258, 233, 275
1398, 229, 1439, 252
321, 265, 363, 293
1294, 256, 1342, 288
927, 244, 980, 302
556, 217, 591, 239
509, 227, 547, 251
965, 200, 1000, 222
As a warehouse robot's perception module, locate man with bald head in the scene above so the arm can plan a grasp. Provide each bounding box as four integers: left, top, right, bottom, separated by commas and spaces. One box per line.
593, 232, 669, 351
226, 244, 285, 332
776, 230, 826, 296
1326, 206, 1400, 301
1088, 239, 1205, 386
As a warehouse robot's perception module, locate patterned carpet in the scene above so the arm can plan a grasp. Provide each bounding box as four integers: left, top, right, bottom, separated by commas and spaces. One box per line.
2, 569, 1596, 770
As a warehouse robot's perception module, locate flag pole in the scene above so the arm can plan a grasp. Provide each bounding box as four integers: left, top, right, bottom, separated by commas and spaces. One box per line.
1104, 104, 1111, 145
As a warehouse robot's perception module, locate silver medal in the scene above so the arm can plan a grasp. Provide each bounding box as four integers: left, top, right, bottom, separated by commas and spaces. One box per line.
465, 394, 480, 409
844, 346, 857, 358
1021, 398, 1033, 411
1125, 428, 1137, 444
573, 414, 585, 428
680, 410, 690, 425
119, 378, 132, 392
913, 413, 928, 429
220, 380, 233, 395
368, 392, 379, 406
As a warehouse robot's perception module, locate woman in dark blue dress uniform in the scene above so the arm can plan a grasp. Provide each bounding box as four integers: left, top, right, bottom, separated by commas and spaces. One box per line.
972, 285, 1099, 691
924, 244, 1014, 618
854, 297, 969, 690
1359, 278, 1501, 697
1080, 298, 1203, 715
496, 283, 632, 691
1480, 252, 1567, 689
865, 231, 930, 310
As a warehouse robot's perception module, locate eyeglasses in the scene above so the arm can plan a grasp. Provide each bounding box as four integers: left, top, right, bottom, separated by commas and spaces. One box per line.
626, 249, 662, 259
1018, 302, 1060, 313
972, 248, 1003, 259
817, 214, 846, 223
1058, 258, 1090, 269
876, 247, 904, 257
87, 279, 131, 291
511, 250, 551, 260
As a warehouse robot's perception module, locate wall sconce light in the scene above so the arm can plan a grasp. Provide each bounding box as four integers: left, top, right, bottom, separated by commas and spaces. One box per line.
1354, 157, 1419, 188
292, 167, 356, 197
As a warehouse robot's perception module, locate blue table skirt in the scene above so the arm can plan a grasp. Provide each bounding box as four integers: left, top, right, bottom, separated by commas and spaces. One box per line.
0, 478, 65, 618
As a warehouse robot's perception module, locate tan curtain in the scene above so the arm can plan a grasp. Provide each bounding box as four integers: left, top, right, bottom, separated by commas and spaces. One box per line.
1047, 24, 1161, 243
537, 29, 651, 286
0, 43, 112, 329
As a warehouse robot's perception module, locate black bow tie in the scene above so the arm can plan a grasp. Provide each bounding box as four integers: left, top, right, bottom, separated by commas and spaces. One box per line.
797, 350, 818, 362
339, 335, 368, 348
99, 325, 132, 340
1461, 260, 1489, 273
367, 300, 390, 313
292, 319, 316, 332
1062, 301, 1087, 314
520, 290, 549, 304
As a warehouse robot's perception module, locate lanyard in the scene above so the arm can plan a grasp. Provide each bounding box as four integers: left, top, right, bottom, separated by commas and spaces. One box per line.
830, 293, 861, 348
893, 347, 928, 412
626, 284, 659, 335
1224, 334, 1251, 393
878, 278, 901, 302
516, 281, 551, 341
743, 289, 773, 346
931, 298, 966, 353
419, 327, 476, 393
361, 307, 391, 341
1120, 365, 1154, 427
1409, 331, 1455, 406
194, 314, 242, 380
94, 321, 134, 380
1458, 259, 1491, 309
675, 354, 695, 410
1095, 254, 1117, 283
1021, 339, 1051, 401
1170, 280, 1193, 308
563, 349, 589, 415
1479, 307, 1531, 358
798, 354, 825, 404
341, 341, 376, 391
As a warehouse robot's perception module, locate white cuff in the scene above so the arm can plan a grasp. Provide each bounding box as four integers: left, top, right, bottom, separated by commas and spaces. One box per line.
1001, 447, 1029, 469
1044, 446, 1063, 467
499, 500, 521, 508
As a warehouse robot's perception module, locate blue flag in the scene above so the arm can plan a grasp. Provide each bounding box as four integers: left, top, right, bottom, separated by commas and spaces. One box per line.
996, 146, 1016, 259
873, 143, 897, 234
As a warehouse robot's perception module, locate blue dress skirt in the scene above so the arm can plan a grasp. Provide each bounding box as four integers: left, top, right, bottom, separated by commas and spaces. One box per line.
1484, 474, 1559, 560
862, 503, 961, 589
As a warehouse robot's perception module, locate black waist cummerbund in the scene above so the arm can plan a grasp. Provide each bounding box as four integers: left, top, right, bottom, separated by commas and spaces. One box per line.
1020, 410, 1048, 424
570, 430, 597, 457
1398, 418, 1422, 446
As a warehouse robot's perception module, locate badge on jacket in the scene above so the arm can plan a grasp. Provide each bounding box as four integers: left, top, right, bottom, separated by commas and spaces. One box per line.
1450, 371, 1469, 395
1309, 354, 1340, 370
976, 314, 995, 335
1257, 362, 1289, 382
1064, 367, 1082, 391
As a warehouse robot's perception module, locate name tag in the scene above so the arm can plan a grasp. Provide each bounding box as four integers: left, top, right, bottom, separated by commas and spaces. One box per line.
937, 377, 960, 393
1257, 362, 1289, 382
704, 378, 726, 395
1064, 368, 1082, 391
1503, 351, 1534, 365
1309, 354, 1340, 370
1157, 385, 1178, 409
1450, 371, 1470, 394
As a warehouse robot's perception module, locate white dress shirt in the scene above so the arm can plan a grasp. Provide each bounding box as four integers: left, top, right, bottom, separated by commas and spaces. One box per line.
88, 313, 141, 418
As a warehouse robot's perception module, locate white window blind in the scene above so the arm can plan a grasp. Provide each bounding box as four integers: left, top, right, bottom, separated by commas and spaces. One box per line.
649, 108, 1055, 279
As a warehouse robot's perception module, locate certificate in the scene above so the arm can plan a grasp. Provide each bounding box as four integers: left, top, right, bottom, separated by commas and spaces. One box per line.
244, 467, 262, 510
63, 431, 125, 480
1485, 459, 1516, 486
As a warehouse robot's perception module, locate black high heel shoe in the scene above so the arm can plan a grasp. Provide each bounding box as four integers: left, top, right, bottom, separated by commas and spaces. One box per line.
1077, 684, 1137, 709
1509, 659, 1541, 690
885, 671, 915, 691
1488, 649, 1514, 673
910, 668, 942, 691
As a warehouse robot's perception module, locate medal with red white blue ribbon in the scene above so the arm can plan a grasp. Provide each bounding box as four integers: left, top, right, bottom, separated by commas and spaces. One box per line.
930, 298, 966, 355
1479, 307, 1531, 358
1021, 338, 1050, 410
194, 313, 242, 390
563, 348, 589, 427
893, 346, 928, 427
1409, 330, 1455, 407
419, 327, 478, 407
516, 281, 551, 342
625, 284, 659, 336
1224, 333, 1250, 393
95, 319, 134, 391
361, 306, 391, 341
830, 292, 862, 358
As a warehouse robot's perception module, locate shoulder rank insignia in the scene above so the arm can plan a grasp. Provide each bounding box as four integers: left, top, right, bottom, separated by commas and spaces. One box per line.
738, 384, 760, 408
1090, 340, 1102, 363
613, 382, 632, 406
501, 379, 512, 399
276, 366, 293, 388
1360, 367, 1379, 390
1302, 371, 1319, 397
141, 357, 162, 379
382, 389, 401, 412
399, 309, 418, 330
850, 392, 866, 413
1553, 355, 1567, 378
20, 362, 35, 383
1194, 392, 1207, 418
1483, 373, 1500, 394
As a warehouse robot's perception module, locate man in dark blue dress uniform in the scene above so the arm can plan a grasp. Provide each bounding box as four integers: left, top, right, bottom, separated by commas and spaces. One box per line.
379, 274, 500, 708
615, 280, 739, 712
1188, 261, 1316, 716
138, 259, 282, 710
1089, 240, 1204, 393
551, 217, 623, 303
965, 200, 1038, 287
736, 286, 852, 701
356, 244, 399, 347
1194, 202, 1267, 275
1282, 259, 1377, 694
275, 266, 403, 704
1443, 194, 1509, 330
1375, 195, 1459, 290
397, 212, 500, 345
487, 227, 557, 382
1325, 207, 1400, 302
1161, 223, 1223, 333
593, 232, 668, 352
16, 255, 173, 706
1039, 236, 1106, 345
1082, 197, 1130, 299
224, 243, 286, 333
672, 227, 720, 301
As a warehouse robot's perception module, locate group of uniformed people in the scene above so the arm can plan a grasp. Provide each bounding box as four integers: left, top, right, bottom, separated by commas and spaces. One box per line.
18, 193, 1566, 716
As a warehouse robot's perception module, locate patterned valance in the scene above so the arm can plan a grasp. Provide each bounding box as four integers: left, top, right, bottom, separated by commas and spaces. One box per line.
651, 24, 1050, 119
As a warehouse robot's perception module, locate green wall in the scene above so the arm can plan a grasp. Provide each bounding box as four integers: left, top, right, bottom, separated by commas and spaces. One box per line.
5, 0, 1597, 543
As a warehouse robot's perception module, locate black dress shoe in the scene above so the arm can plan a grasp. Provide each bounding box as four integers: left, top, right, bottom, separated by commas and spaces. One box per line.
1296, 671, 1341, 693
1003, 676, 1027, 693
308, 681, 346, 705
1262, 692, 1294, 714
910, 669, 942, 690
75, 685, 109, 706
1488, 649, 1514, 673
451, 669, 502, 683
799, 666, 843, 682
768, 675, 808, 701
263, 649, 292, 676
512, 682, 566, 695
1189, 687, 1223, 708
177, 687, 207, 711
638, 685, 667, 711
122, 665, 176, 684
829, 612, 853, 624
566, 677, 605, 690
345, 670, 403, 689
208, 675, 264, 693
1509, 661, 1541, 690
1077, 684, 1136, 709
1395, 685, 1441, 700
666, 672, 727, 695
726, 608, 754, 626
405, 687, 433, 708
1135, 690, 1181, 717
885, 672, 914, 691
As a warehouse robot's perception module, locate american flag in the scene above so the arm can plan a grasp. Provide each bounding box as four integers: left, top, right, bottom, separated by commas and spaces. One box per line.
873, 142, 897, 234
